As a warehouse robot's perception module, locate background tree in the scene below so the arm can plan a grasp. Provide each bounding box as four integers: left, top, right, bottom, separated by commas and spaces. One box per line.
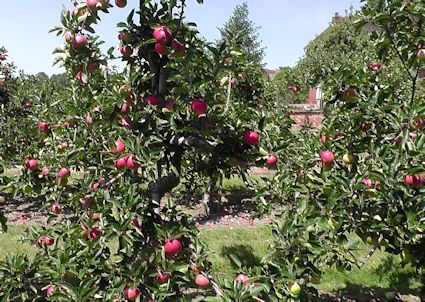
219, 2, 265, 66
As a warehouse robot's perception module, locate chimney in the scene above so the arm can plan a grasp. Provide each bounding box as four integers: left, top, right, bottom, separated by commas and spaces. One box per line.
332, 12, 341, 23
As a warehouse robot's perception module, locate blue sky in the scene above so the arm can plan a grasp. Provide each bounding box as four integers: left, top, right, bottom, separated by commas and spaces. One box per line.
0, 0, 362, 75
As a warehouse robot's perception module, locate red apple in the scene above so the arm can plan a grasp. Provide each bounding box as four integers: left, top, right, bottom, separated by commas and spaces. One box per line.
362, 178, 373, 188
43, 236, 54, 246
119, 84, 132, 98
114, 156, 128, 169
115, 0, 127, 8
360, 122, 371, 131
153, 26, 173, 44
155, 42, 170, 56
120, 101, 130, 114
370, 61, 380, 72
57, 167, 71, 178
320, 150, 334, 163
26, 158, 39, 170
72, 34, 88, 50
85, 113, 92, 125
124, 286, 140, 301
76, 70, 85, 84
235, 273, 249, 284
343, 86, 356, 101
51, 204, 61, 213
119, 31, 132, 44
195, 274, 210, 287
164, 102, 173, 111
190, 98, 207, 115
243, 131, 259, 145
87, 0, 98, 11
87, 62, 99, 73
156, 272, 169, 283
120, 45, 133, 57
86, 227, 101, 240
41, 166, 49, 175
164, 238, 182, 255
126, 155, 140, 170
38, 122, 49, 132
46, 285, 55, 296
64, 31, 72, 43
111, 139, 126, 154
145, 95, 161, 106
266, 154, 278, 166
404, 174, 424, 188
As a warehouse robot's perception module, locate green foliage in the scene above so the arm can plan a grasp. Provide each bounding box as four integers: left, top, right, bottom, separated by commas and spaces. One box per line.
218, 2, 265, 66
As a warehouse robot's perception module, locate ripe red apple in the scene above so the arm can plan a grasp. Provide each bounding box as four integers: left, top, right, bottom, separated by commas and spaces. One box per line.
46, 285, 55, 296
243, 131, 259, 145
86, 227, 101, 240
120, 45, 133, 57
111, 139, 126, 154
290, 85, 299, 93
190, 98, 207, 115
320, 150, 334, 163
155, 42, 170, 56
41, 166, 49, 175
114, 156, 128, 168
115, 0, 127, 8
87, 0, 98, 11
123, 286, 140, 301
85, 113, 92, 125
51, 204, 61, 213
417, 116, 424, 129
164, 238, 182, 255
75, 70, 85, 84
404, 174, 424, 188
235, 273, 249, 284
72, 34, 88, 49
156, 271, 169, 283
164, 102, 173, 111
64, 31, 72, 43
119, 84, 132, 98
343, 85, 356, 101
153, 26, 173, 44
360, 121, 370, 131
87, 62, 99, 73
195, 274, 210, 287
370, 61, 380, 72
119, 31, 132, 44
126, 155, 140, 170
38, 122, 49, 132
26, 158, 39, 170
362, 178, 373, 188
320, 134, 327, 145
266, 154, 278, 166
146, 95, 161, 106
43, 236, 54, 246
120, 101, 131, 114
57, 167, 71, 178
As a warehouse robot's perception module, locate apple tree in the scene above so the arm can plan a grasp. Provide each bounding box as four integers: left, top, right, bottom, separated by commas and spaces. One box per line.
1, 0, 287, 301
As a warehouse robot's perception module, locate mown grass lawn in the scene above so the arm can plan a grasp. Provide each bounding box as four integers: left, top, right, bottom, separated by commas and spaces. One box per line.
0, 224, 421, 296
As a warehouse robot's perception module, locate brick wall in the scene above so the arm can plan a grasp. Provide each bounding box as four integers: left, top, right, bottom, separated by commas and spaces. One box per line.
289, 111, 324, 129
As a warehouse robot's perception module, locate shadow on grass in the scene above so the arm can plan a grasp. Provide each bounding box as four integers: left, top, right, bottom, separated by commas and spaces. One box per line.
321, 283, 422, 302
220, 244, 261, 269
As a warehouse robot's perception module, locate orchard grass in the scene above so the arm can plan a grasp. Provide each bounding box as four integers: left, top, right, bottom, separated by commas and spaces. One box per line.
0, 225, 421, 295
